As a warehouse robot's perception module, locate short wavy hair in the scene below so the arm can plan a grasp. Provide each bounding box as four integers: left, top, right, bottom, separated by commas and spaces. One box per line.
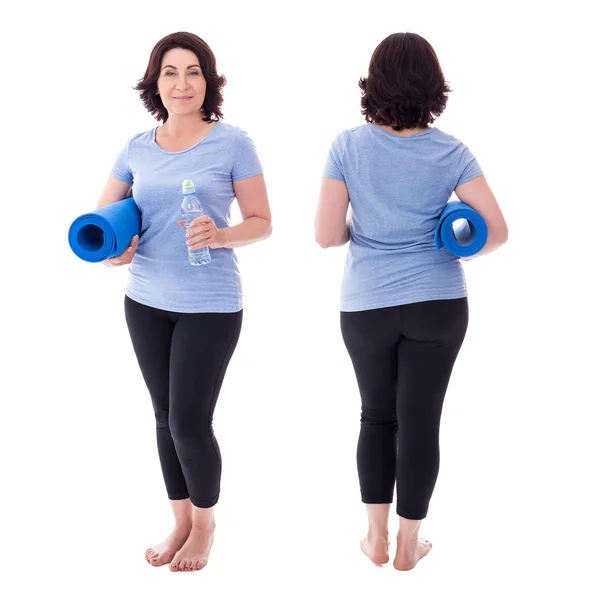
134, 31, 226, 123
359, 33, 452, 131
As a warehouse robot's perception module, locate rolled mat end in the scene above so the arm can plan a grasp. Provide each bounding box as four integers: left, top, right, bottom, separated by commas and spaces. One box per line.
68, 197, 141, 263
434, 200, 488, 257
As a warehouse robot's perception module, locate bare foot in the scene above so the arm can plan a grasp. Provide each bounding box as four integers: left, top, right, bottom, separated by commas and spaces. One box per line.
360, 535, 390, 565
145, 525, 191, 567
393, 536, 432, 571
169, 522, 215, 572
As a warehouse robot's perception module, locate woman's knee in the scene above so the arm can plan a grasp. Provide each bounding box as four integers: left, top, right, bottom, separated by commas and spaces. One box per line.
169, 409, 212, 443
360, 406, 397, 428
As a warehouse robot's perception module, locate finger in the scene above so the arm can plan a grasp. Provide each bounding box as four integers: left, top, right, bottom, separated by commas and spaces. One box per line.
186, 229, 214, 242
191, 215, 212, 227
131, 235, 139, 248
195, 222, 215, 234
187, 227, 212, 241
188, 239, 209, 249
188, 226, 211, 237
118, 246, 136, 261
189, 237, 214, 250
189, 224, 211, 234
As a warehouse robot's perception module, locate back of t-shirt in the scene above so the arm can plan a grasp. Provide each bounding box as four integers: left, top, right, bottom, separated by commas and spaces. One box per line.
323, 124, 483, 312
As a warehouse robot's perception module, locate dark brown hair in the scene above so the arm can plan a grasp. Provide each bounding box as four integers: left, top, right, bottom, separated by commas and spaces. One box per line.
134, 32, 226, 123
359, 33, 452, 131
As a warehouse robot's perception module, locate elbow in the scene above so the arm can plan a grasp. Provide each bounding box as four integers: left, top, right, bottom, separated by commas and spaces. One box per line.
496, 224, 509, 245
315, 232, 333, 248
264, 220, 273, 240
487, 219, 508, 246
315, 224, 345, 248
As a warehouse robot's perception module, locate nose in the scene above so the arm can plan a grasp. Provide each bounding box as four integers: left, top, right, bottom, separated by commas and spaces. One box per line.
176, 74, 190, 90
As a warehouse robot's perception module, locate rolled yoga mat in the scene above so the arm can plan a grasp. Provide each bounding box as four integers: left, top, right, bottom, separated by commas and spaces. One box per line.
434, 200, 488, 257
68, 197, 141, 263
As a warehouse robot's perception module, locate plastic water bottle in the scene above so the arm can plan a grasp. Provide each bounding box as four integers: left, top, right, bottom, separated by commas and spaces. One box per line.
180, 179, 211, 266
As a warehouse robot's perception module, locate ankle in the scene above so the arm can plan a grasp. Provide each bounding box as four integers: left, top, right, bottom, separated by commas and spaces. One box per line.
368, 529, 389, 540
173, 518, 192, 532
396, 530, 420, 547
191, 518, 215, 533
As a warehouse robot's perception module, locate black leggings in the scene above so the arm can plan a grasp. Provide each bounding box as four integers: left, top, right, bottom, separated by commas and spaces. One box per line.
340, 298, 468, 520
124, 295, 242, 508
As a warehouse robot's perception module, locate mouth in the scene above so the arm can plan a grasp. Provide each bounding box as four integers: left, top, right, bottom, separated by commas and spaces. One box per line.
173, 96, 193, 101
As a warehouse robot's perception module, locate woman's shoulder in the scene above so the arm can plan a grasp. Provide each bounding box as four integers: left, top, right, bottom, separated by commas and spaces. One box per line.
120, 127, 156, 148
214, 120, 250, 140
431, 127, 469, 146
328, 124, 369, 152
337, 123, 369, 140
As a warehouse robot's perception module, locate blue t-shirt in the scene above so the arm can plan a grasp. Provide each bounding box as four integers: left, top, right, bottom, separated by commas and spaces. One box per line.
111, 121, 263, 313
323, 124, 483, 312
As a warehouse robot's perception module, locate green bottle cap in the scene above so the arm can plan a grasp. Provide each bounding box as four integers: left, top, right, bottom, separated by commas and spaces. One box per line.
182, 179, 195, 193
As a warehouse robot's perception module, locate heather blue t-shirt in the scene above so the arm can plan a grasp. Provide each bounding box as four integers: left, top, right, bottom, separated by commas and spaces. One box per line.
111, 121, 263, 313
323, 124, 484, 312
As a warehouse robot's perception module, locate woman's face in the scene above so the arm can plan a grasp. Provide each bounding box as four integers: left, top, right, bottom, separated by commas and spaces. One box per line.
157, 47, 207, 119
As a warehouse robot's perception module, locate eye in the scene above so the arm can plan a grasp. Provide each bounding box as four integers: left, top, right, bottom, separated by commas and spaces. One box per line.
164, 71, 175, 76
189, 70, 200, 76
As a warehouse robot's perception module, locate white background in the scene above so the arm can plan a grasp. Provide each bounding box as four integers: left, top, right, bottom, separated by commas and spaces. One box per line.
2, 0, 599, 597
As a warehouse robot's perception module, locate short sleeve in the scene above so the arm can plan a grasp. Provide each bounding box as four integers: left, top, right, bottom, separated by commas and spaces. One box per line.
110, 139, 133, 185
456, 144, 483, 187
231, 129, 263, 182
323, 135, 345, 182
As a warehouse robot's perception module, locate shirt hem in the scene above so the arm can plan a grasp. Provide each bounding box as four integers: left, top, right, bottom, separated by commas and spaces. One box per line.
232, 168, 264, 182
125, 290, 243, 314
340, 291, 467, 312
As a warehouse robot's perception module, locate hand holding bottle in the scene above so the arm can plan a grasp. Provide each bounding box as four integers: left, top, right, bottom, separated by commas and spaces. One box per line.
177, 215, 225, 250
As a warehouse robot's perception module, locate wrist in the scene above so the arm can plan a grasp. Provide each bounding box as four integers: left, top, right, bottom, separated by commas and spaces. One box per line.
218, 227, 230, 249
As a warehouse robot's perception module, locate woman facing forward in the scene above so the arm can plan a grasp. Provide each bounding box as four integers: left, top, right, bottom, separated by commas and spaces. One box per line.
315, 32, 508, 570
96, 32, 271, 572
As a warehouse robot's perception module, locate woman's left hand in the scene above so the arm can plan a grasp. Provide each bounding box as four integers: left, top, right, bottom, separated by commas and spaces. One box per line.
178, 215, 227, 249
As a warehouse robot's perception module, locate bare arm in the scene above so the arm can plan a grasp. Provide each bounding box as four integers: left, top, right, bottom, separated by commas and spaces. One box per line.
184, 173, 272, 250
96, 176, 138, 265
315, 177, 351, 248
96, 176, 132, 209
454, 175, 508, 260
224, 174, 272, 248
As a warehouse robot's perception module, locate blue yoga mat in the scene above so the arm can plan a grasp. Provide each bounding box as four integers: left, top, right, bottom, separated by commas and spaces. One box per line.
68, 197, 141, 263
434, 201, 488, 257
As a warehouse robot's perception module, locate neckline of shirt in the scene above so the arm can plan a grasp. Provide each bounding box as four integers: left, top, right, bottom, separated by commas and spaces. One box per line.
368, 123, 437, 139
151, 121, 222, 154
